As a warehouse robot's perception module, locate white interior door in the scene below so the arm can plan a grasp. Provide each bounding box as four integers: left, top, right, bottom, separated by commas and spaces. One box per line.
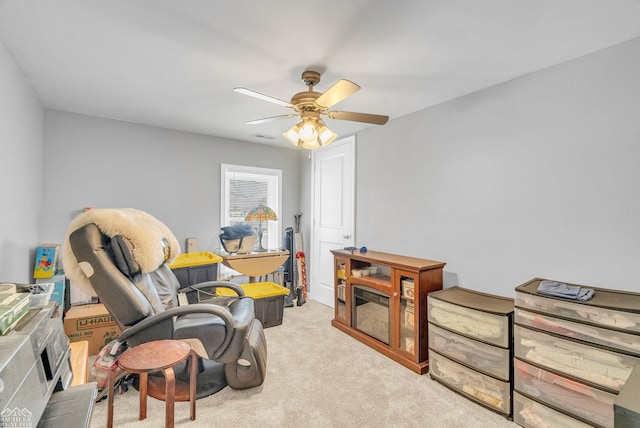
310, 136, 355, 307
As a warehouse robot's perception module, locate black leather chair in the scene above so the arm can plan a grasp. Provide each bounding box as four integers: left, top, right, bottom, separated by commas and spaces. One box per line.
67, 223, 267, 398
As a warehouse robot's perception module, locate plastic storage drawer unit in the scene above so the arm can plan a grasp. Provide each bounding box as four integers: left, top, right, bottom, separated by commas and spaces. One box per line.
429, 350, 511, 415
615, 365, 640, 427
514, 325, 640, 392
515, 307, 640, 356
515, 358, 616, 428
514, 391, 592, 428
428, 289, 512, 348
218, 282, 290, 328
515, 278, 640, 334
168, 252, 222, 289
428, 322, 511, 381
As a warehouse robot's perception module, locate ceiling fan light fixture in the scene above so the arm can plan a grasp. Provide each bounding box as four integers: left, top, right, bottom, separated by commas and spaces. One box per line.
317, 120, 337, 146
300, 140, 319, 150
283, 123, 302, 147
299, 119, 318, 143
283, 118, 337, 149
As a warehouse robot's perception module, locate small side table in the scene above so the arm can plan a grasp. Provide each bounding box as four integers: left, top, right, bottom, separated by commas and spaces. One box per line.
217, 249, 289, 282
107, 340, 197, 428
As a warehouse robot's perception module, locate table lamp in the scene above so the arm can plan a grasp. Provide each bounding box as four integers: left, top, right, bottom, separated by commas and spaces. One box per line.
244, 203, 278, 252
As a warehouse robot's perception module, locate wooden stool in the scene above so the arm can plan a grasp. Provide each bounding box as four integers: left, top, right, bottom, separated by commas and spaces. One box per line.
107, 340, 197, 428
69, 340, 89, 386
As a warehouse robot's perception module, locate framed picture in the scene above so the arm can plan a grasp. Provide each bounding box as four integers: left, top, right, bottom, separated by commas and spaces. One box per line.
33, 244, 60, 278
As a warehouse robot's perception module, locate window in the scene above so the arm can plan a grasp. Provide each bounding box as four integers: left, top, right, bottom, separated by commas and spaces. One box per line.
221, 164, 282, 252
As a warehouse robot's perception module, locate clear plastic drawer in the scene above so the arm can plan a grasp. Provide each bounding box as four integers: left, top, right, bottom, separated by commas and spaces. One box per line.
515, 291, 640, 334
428, 297, 510, 347
428, 322, 511, 381
515, 358, 616, 428
429, 350, 511, 415
516, 308, 640, 356
514, 325, 640, 392
514, 391, 592, 428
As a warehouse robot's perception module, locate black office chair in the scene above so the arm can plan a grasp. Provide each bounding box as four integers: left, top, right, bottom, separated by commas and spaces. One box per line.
66, 220, 267, 398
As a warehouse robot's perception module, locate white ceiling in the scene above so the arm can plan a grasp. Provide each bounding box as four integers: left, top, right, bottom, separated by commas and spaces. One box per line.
1, 0, 639, 149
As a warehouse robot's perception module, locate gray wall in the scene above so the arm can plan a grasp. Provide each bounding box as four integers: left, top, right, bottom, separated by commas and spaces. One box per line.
3, 33, 639, 300
356, 37, 640, 297
41, 110, 302, 258
0, 39, 44, 282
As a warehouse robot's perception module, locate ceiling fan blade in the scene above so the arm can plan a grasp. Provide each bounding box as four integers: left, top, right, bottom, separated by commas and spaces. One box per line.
315, 79, 360, 109
233, 87, 293, 108
327, 110, 389, 125
246, 114, 298, 125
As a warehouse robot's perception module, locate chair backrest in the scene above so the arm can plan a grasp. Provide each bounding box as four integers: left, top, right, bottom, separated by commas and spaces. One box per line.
68, 223, 181, 330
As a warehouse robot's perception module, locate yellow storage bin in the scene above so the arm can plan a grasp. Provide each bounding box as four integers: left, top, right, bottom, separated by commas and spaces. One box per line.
218, 282, 290, 328
168, 252, 222, 289
168, 252, 223, 268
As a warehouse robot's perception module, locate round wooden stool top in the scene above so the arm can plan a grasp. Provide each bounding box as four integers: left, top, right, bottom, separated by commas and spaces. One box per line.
119, 340, 191, 372
107, 339, 196, 428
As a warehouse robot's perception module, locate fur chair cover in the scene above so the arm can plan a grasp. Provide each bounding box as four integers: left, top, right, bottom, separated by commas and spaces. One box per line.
62, 208, 181, 295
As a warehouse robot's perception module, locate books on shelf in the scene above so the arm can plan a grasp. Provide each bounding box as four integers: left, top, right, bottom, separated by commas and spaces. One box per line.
33, 244, 60, 278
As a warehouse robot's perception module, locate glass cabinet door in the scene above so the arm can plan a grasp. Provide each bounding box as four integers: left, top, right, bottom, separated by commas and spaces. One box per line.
397, 271, 417, 357
335, 257, 347, 324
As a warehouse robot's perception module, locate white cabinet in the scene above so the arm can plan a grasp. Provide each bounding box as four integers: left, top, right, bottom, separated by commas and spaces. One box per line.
427, 286, 514, 417
514, 278, 640, 428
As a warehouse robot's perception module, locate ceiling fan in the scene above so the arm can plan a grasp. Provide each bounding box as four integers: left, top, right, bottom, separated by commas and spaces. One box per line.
234, 70, 389, 149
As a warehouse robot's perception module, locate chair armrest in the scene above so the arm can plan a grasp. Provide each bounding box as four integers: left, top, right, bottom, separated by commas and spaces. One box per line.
179, 281, 246, 299
117, 304, 235, 352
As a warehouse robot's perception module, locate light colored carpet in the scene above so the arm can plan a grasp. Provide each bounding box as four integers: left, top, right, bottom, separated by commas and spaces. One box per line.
90, 299, 517, 427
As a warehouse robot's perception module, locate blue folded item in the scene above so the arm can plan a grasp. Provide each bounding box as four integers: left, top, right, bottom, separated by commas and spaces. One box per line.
220, 224, 253, 239
537, 280, 594, 301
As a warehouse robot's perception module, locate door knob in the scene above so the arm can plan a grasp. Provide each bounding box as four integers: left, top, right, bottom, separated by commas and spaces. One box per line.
342, 234, 351, 239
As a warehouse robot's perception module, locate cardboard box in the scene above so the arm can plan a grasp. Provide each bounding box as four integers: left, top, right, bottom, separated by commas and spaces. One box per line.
0, 293, 30, 335
64, 303, 121, 355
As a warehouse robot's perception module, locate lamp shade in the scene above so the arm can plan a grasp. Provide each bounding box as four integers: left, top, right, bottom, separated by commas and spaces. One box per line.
244, 204, 278, 223
244, 203, 277, 252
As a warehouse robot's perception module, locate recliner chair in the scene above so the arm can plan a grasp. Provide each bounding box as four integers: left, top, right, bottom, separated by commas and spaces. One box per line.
67, 222, 267, 398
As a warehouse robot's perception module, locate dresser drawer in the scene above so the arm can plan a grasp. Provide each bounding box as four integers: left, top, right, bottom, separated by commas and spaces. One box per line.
516, 308, 640, 357
428, 322, 510, 381
515, 358, 616, 428
514, 391, 592, 428
429, 350, 511, 415
428, 296, 510, 347
514, 325, 639, 392
515, 289, 640, 334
